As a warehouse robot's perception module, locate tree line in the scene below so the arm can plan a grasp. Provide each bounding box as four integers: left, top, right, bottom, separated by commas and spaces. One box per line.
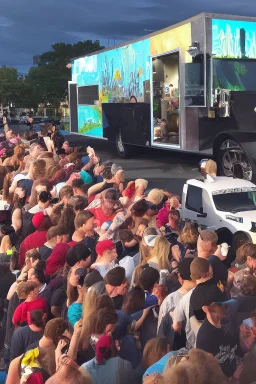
0, 40, 104, 111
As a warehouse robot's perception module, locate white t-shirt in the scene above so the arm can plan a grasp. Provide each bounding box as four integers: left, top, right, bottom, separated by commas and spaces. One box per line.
172, 288, 195, 348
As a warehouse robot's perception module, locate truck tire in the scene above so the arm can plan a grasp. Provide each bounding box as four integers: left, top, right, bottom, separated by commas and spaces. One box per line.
116, 130, 131, 158
216, 138, 254, 181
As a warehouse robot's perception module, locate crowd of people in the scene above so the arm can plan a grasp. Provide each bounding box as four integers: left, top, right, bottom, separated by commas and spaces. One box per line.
0, 123, 255, 384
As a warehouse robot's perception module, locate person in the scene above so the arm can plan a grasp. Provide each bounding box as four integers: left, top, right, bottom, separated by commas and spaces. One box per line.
27, 264, 47, 294
103, 266, 129, 310
197, 230, 228, 285
162, 348, 227, 384
46, 354, 93, 384
6, 318, 71, 384
68, 211, 95, 246
91, 240, 118, 277
66, 243, 92, 270
81, 334, 141, 384
10, 309, 45, 360
38, 124, 55, 153
39, 225, 69, 261
88, 188, 120, 227
2, 112, 9, 133
18, 213, 52, 268
189, 258, 226, 322
138, 266, 160, 308
67, 268, 87, 327
130, 96, 137, 103
196, 303, 238, 378
142, 338, 170, 370
24, 142, 43, 163
158, 258, 195, 330
12, 281, 47, 328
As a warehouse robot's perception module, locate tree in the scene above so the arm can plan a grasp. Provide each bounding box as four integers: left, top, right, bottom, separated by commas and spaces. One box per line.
0, 66, 19, 109
24, 40, 104, 108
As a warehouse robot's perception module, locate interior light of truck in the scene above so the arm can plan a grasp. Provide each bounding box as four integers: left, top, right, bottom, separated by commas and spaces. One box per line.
250, 222, 256, 232
226, 215, 243, 223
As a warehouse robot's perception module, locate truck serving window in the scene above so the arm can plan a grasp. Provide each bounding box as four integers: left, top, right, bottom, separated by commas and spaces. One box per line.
186, 185, 203, 213
78, 85, 99, 105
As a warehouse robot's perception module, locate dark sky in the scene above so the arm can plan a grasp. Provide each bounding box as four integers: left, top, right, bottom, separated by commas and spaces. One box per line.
0, 0, 255, 73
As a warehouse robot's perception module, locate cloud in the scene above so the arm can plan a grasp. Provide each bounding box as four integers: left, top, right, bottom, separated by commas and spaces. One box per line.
0, 0, 255, 72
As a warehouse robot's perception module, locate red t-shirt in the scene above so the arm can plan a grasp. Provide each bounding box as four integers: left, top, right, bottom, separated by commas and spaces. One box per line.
12, 297, 47, 326
88, 207, 115, 227
67, 240, 77, 247
19, 230, 47, 269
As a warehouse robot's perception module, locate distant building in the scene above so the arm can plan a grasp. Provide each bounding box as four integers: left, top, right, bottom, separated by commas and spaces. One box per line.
18, 72, 27, 80
33, 55, 40, 65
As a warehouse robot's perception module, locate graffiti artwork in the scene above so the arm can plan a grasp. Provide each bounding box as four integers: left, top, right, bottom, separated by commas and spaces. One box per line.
72, 56, 99, 86
77, 105, 102, 137
212, 19, 256, 59
100, 39, 150, 102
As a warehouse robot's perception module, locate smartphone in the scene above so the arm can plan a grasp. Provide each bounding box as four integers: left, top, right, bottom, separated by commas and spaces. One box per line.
243, 318, 254, 328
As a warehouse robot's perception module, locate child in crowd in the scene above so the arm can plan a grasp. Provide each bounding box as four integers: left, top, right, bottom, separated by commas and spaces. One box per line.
12, 281, 47, 328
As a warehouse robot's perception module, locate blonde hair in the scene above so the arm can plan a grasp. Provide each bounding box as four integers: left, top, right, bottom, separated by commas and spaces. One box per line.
30, 159, 47, 180
149, 236, 171, 272
178, 222, 199, 249
163, 348, 227, 384
143, 338, 169, 369
205, 160, 217, 177
80, 286, 99, 346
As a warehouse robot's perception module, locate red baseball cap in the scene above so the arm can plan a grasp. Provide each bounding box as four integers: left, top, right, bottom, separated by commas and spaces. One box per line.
32, 212, 45, 229
96, 240, 115, 256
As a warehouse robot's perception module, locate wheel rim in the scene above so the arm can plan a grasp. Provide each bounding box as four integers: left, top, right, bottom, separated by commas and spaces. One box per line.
117, 132, 124, 153
220, 139, 253, 181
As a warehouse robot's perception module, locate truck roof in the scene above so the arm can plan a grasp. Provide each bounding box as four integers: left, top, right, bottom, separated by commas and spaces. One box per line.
71, 12, 256, 61
186, 177, 256, 194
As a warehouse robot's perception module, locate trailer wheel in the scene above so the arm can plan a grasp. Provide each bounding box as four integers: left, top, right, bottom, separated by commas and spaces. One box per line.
116, 131, 130, 158
217, 138, 254, 181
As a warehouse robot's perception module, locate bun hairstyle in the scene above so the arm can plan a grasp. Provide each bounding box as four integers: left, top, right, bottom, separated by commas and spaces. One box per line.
38, 190, 52, 203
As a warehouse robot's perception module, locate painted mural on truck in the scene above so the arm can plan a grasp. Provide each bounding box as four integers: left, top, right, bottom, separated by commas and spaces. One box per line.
212, 19, 256, 59
72, 22, 193, 137
150, 23, 192, 62
77, 105, 102, 137
73, 39, 151, 136
100, 39, 150, 102
72, 55, 99, 86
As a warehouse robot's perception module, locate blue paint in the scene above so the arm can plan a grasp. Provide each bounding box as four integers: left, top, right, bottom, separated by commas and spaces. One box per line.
212, 19, 256, 58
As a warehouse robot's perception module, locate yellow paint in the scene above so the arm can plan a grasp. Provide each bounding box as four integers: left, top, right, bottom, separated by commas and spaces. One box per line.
150, 23, 192, 62
138, 67, 143, 77
114, 69, 121, 81
102, 96, 108, 103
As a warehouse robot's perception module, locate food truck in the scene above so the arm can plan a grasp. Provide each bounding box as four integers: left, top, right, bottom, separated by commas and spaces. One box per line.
69, 13, 256, 182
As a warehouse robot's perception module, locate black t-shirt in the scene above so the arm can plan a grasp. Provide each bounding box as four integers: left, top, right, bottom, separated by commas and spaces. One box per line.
0, 271, 16, 300
209, 255, 228, 285
0, 271, 16, 320
196, 318, 238, 377
189, 278, 226, 319
10, 326, 43, 360
39, 245, 53, 261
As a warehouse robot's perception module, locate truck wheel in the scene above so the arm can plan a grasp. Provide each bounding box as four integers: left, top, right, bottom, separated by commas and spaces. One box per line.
217, 139, 253, 181
116, 131, 130, 158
